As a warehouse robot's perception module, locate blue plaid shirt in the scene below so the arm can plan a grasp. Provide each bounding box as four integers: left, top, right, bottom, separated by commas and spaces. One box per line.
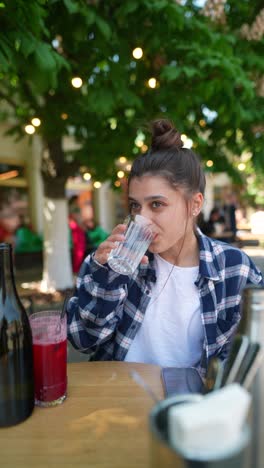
67, 231, 263, 376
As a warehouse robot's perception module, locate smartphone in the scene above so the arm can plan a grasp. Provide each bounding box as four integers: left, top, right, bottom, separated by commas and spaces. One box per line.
161, 367, 204, 397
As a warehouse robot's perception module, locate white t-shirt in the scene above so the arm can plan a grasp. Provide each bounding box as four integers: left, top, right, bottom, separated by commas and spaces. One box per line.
125, 254, 204, 367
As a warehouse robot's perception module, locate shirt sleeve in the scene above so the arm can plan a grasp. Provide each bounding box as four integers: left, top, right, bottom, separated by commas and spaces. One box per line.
67, 253, 131, 354
246, 255, 263, 286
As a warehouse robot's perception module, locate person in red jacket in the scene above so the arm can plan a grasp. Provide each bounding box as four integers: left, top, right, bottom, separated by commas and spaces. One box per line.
0, 203, 20, 246
68, 196, 86, 274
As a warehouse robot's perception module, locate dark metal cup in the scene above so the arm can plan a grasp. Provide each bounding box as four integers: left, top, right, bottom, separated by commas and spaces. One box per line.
149, 394, 250, 468
237, 285, 264, 468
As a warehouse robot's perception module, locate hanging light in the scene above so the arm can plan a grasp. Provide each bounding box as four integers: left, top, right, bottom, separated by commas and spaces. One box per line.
93, 181, 102, 188
119, 156, 127, 164
31, 117, 41, 127
71, 77, 83, 88
147, 77, 157, 88
25, 125, 35, 135
183, 138, 193, 149
206, 160, 214, 167
83, 172, 92, 181
132, 47, 143, 59
238, 163, 246, 171
117, 170, 125, 179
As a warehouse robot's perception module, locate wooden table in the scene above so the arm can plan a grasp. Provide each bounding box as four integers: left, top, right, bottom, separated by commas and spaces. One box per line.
1, 362, 164, 468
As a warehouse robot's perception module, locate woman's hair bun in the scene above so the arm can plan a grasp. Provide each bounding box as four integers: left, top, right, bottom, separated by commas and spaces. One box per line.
150, 119, 183, 151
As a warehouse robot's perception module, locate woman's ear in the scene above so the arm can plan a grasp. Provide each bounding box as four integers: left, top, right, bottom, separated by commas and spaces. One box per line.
191, 193, 204, 217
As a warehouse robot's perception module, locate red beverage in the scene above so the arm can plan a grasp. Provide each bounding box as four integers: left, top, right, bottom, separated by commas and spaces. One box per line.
33, 340, 67, 403
30, 311, 67, 407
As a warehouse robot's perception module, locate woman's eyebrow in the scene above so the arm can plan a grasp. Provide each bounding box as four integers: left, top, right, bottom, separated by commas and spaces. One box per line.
128, 195, 168, 202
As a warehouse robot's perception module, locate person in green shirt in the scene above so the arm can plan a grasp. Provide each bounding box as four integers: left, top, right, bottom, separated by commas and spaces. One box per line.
83, 218, 109, 254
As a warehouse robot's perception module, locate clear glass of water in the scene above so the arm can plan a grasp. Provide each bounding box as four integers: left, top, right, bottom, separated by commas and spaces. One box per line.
108, 214, 153, 276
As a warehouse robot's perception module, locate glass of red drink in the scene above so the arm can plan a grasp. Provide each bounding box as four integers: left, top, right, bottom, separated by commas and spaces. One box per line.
29, 310, 67, 407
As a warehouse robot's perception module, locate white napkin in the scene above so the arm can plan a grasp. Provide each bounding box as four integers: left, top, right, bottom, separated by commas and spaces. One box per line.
168, 384, 251, 460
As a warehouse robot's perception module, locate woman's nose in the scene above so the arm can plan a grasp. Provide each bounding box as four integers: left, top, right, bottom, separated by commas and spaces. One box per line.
139, 208, 152, 222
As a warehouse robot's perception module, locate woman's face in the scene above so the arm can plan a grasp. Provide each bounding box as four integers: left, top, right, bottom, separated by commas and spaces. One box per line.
128, 175, 200, 259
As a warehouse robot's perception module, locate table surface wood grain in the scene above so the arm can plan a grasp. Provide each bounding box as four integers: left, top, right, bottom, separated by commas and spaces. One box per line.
0, 361, 164, 467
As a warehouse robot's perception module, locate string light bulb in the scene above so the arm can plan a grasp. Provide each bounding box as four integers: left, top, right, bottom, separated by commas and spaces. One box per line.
141, 144, 148, 152
132, 47, 143, 59
71, 77, 83, 88
31, 118, 41, 127
148, 77, 157, 88
93, 181, 102, 189
117, 170, 125, 179
238, 163, 246, 171
25, 125, 35, 135
206, 160, 214, 167
83, 172, 92, 181
119, 156, 127, 164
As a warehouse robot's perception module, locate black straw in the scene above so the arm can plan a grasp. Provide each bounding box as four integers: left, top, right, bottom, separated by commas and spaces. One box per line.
60, 295, 69, 320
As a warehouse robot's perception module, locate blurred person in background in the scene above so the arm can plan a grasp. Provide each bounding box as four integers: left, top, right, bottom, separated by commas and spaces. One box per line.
83, 217, 109, 255
68, 195, 86, 274
0, 202, 20, 246
202, 207, 227, 240
222, 192, 238, 242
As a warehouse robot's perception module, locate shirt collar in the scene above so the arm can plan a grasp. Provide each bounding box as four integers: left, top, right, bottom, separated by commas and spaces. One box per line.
197, 229, 221, 281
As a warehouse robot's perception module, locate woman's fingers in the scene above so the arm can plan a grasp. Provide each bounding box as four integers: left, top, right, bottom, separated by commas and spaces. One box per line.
140, 255, 149, 265
94, 224, 126, 264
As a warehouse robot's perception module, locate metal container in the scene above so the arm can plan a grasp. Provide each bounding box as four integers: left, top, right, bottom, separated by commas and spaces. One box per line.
149, 394, 250, 468
237, 285, 264, 341
238, 285, 264, 468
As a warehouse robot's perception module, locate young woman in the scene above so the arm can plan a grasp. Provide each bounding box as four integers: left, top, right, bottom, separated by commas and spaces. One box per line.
67, 119, 263, 377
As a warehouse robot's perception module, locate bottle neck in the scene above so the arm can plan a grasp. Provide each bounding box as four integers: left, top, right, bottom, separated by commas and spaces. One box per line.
0, 243, 17, 300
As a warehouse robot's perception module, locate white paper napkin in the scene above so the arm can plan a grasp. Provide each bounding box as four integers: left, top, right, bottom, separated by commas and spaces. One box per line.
168, 384, 251, 460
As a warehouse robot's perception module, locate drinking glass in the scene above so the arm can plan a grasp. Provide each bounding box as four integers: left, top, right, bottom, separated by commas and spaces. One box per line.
29, 310, 67, 407
108, 214, 153, 275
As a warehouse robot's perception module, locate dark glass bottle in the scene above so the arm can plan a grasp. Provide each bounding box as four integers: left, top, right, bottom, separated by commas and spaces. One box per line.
0, 243, 34, 427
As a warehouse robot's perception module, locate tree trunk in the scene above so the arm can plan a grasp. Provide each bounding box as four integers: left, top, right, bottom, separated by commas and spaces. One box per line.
40, 138, 75, 291
41, 198, 73, 292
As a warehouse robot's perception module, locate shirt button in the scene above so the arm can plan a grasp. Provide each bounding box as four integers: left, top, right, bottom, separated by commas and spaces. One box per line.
146, 290, 150, 295
131, 324, 136, 330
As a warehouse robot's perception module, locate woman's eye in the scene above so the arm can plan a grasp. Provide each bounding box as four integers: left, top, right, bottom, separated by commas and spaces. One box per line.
129, 202, 140, 212
152, 201, 162, 208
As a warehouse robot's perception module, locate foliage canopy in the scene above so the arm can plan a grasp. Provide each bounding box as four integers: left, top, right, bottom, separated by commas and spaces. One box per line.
0, 0, 263, 201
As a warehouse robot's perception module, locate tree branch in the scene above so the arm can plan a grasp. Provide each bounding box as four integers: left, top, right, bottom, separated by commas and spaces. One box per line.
21, 81, 40, 111
0, 91, 18, 111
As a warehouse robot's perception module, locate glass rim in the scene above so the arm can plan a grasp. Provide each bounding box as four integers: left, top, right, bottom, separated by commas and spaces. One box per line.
29, 309, 64, 320
126, 214, 153, 228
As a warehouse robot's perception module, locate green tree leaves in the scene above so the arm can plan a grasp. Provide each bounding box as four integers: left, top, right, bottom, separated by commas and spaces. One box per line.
0, 0, 263, 201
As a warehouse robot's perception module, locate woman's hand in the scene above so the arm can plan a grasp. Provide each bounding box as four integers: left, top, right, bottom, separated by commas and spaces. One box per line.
94, 224, 126, 265
94, 223, 149, 267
